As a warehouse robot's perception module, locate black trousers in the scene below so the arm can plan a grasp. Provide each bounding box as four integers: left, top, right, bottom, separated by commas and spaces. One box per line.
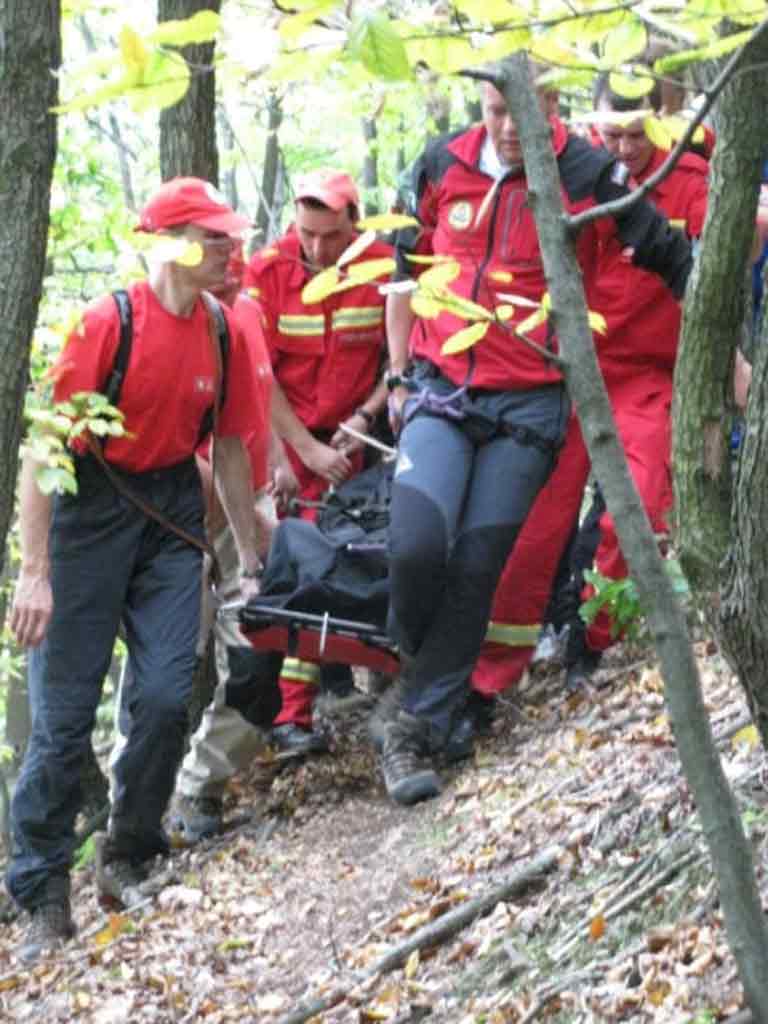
388, 366, 569, 741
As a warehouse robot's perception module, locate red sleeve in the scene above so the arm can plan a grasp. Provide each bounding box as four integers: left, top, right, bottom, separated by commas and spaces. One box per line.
242, 261, 280, 364
217, 308, 263, 439
52, 296, 120, 403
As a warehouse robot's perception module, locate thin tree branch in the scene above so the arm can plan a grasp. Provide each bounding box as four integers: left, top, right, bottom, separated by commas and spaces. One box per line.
568, 16, 768, 232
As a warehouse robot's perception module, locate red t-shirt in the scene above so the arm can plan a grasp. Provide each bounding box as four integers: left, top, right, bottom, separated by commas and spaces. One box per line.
232, 290, 274, 489
54, 280, 261, 472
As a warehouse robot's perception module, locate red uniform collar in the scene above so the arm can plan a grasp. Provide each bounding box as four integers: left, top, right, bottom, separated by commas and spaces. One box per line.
446, 117, 570, 172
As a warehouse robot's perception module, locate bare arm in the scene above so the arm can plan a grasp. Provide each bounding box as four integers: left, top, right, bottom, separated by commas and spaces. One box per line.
212, 436, 263, 596
385, 291, 414, 431
10, 457, 54, 647
267, 428, 299, 511
271, 379, 352, 487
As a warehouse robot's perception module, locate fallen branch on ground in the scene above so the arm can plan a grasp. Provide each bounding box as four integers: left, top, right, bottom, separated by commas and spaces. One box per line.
276, 845, 562, 1024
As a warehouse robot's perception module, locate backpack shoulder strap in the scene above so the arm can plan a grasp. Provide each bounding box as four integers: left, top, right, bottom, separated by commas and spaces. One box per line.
104, 289, 133, 408
197, 293, 231, 445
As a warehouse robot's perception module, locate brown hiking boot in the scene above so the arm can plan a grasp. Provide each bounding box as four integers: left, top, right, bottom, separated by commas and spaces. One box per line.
368, 678, 406, 752
94, 832, 147, 909
17, 875, 75, 964
379, 711, 441, 806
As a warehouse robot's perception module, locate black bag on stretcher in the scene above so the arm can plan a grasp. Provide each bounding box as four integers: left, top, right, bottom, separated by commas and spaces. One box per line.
237, 460, 399, 678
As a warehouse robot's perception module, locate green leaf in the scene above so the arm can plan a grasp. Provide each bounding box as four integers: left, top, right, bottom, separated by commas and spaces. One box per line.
147, 9, 221, 47
280, 0, 338, 44
472, 28, 532, 63
405, 33, 477, 74
654, 29, 752, 75
453, 0, 529, 25
87, 419, 110, 437
609, 70, 654, 100
602, 17, 647, 64
73, 835, 96, 871
130, 49, 191, 113
349, 12, 412, 82
36, 466, 77, 496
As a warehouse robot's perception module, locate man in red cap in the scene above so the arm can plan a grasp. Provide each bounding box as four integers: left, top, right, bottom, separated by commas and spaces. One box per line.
242, 168, 392, 753
7, 177, 268, 962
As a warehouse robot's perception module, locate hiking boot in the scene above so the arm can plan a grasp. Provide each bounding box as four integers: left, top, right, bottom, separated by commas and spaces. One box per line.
368, 678, 405, 753
379, 711, 441, 806
94, 832, 147, 909
170, 794, 223, 844
565, 650, 602, 691
272, 723, 329, 755
442, 692, 496, 764
17, 876, 75, 964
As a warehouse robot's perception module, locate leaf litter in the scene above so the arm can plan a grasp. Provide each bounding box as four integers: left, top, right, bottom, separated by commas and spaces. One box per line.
0, 635, 766, 1022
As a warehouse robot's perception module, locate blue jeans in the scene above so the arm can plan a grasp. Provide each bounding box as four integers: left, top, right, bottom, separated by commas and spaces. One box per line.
388, 367, 569, 740
8, 456, 204, 910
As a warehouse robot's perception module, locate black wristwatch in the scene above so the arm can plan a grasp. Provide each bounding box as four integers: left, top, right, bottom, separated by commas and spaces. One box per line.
385, 369, 408, 392
241, 561, 264, 580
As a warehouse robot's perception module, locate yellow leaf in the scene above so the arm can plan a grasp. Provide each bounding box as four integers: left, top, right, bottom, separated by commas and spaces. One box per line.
405, 253, 454, 265
301, 267, 340, 304
357, 213, 419, 232
0, 977, 20, 992
587, 310, 607, 336
441, 321, 489, 355
94, 913, 133, 947
404, 948, 420, 979
589, 913, 606, 940
495, 304, 515, 322
643, 115, 674, 151
119, 25, 148, 77
420, 261, 461, 290
337, 229, 377, 268
516, 306, 548, 335
411, 293, 443, 319
346, 257, 396, 282
143, 235, 203, 267
489, 270, 513, 284
646, 979, 672, 1006
435, 290, 494, 322
732, 724, 759, 751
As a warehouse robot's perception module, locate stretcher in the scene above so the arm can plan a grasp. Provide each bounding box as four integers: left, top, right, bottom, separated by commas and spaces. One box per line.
234, 458, 400, 679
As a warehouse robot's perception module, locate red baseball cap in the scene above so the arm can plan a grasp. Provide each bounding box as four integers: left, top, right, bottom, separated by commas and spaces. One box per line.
294, 169, 359, 212
136, 177, 250, 235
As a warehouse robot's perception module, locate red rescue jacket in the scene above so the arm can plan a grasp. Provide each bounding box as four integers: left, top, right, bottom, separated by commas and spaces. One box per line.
397, 120, 693, 391
243, 231, 391, 433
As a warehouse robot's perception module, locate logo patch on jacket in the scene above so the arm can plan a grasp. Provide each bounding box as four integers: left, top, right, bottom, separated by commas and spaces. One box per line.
194, 376, 215, 393
448, 201, 473, 230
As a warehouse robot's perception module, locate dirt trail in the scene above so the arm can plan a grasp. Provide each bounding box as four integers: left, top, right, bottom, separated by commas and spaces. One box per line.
1, 643, 765, 1023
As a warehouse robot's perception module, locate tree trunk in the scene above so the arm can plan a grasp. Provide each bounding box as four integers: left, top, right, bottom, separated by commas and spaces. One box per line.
158, 0, 222, 183
0, 0, 60, 573
673, 32, 768, 750
496, 51, 768, 1022
218, 107, 239, 211
255, 90, 283, 246
361, 117, 379, 216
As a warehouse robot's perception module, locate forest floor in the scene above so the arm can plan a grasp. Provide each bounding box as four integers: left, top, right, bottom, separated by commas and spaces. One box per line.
0, 634, 766, 1024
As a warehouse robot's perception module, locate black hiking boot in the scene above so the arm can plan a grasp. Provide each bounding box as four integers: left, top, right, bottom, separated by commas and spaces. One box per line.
17, 875, 75, 964
379, 711, 441, 806
94, 832, 148, 909
272, 723, 329, 755
442, 692, 497, 763
170, 794, 223, 844
564, 617, 603, 691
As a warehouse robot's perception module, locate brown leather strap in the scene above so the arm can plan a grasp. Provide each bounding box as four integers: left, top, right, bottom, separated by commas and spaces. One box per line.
85, 291, 228, 578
